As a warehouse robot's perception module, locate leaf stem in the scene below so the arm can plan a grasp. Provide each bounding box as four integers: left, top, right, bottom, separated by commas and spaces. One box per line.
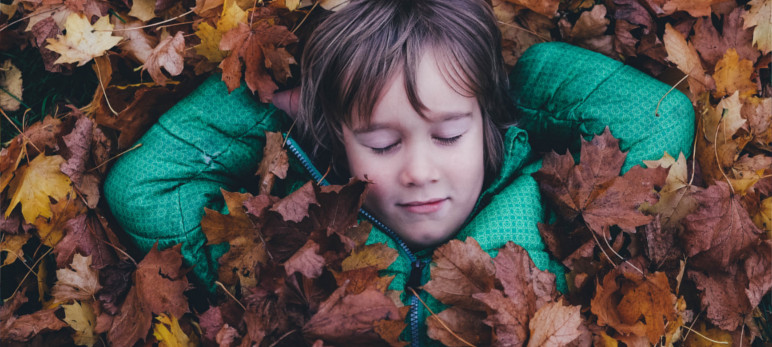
655, 74, 688, 117
216, 281, 246, 311
408, 287, 476, 347
681, 325, 729, 344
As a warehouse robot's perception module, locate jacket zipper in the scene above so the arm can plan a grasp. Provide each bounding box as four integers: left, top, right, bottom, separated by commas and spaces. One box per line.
285, 135, 424, 347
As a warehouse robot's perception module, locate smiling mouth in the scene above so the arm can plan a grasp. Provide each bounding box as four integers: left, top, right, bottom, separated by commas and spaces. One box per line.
398, 198, 448, 214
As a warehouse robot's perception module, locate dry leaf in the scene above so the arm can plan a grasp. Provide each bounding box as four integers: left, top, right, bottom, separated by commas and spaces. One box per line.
527, 299, 584, 347
0, 59, 23, 111
144, 31, 185, 86
742, 0, 772, 53
45, 13, 123, 66
62, 300, 98, 347
5, 154, 72, 223
52, 254, 102, 302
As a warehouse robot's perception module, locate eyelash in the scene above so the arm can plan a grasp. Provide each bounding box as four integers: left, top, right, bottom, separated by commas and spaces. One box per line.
370, 135, 463, 154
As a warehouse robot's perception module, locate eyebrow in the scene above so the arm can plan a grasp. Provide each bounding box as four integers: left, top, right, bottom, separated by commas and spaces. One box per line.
352, 112, 472, 134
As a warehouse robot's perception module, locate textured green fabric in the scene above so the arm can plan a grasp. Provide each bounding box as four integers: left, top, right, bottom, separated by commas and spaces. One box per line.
103, 76, 287, 290
104, 42, 695, 345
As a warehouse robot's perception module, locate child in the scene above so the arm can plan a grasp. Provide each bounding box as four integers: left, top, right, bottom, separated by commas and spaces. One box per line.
104, 0, 695, 345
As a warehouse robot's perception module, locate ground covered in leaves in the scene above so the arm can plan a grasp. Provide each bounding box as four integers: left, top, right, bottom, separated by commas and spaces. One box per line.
0, 0, 770, 346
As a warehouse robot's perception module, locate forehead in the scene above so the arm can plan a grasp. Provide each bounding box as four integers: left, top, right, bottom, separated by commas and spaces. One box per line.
354, 50, 479, 127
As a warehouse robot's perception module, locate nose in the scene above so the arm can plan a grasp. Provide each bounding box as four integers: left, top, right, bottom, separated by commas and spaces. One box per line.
399, 144, 441, 187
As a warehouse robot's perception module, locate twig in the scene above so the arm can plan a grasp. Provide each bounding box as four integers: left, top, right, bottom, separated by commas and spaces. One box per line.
154, 20, 195, 31
0, 5, 65, 33
94, 59, 119, 116
681, 325, 729, 344
408, 287, 476, 347
497, 20, 551, 42
216, 281, 246, 311
291, 0, 319, 34
268, 329, 297, 347
655, 74, 689, 117
88, 143, 143, 172
0, 107, 41, 154
101, 10, 194, 32
8, 248, 52, 301
589, 225, 617, 268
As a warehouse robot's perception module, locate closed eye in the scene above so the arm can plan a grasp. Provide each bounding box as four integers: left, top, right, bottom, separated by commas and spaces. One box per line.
371, 141, 400, 154
434, 134, 462, 145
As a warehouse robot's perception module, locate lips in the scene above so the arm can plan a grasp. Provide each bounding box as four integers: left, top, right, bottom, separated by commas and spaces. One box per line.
398, 198, 448, 214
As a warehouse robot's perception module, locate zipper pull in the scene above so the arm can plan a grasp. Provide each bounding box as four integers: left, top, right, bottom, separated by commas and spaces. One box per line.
406, 260, 425, 293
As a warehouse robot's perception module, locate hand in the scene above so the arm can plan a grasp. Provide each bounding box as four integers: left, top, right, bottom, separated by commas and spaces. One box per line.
272, 86, 301, 119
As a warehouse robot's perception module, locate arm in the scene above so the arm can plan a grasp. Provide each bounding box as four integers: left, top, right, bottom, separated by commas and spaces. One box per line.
103, 74, 289, 291
509, 42, 695, 172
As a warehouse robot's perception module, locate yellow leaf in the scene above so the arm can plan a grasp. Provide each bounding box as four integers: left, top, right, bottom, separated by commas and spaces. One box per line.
754, 197, 772, 236
153, 313, 194, 347
193, 22, 226, 62
45, 13, 123, 67
62, 300, 98, 347
0, 233, 31, 266
682, 319, 732, 346
663, 23, 715, 96
5, 154, 72, 223
742, 0, 772, 54
341, 243, 398, 271
712, 49, 757, 100
33, 194, 85, 247
0, 0, 19, 18
218, 0, 247, 35
703, 91, 745, 144
1, 59, 23, 112
129, 0, 156, 21
193, 0, 246, 62
286, 0, 301, 11
643, 152, 699, 229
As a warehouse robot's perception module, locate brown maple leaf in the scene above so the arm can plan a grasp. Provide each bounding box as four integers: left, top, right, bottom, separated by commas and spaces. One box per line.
527, 299, 586, 347
691, 8, 760, 67
202, 189, 266, 286
681, 181, 763, 269
107, 285, 153, 347
470, 241, 558, 346
426, 306, 491, 346
532, 128, 668, 238
591, 267, 677, 344
687, 264, 753, 331
144, 30, 186, 86
284, 239, 325, 279
0, 288, 69, 342
303, 283, 401, 345
742, 239, 771, 308
219, 19, 298, 102
60, 114, 93, 186
423, 238, 495, 311
257, 131, 290, 195
134, 243, 189, 318
53, 212, 117, 269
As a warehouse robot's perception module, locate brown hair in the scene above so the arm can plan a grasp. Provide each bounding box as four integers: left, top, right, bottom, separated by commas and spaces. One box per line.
295, 0, 517, 179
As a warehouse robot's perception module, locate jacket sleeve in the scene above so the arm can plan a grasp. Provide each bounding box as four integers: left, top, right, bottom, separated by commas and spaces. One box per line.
103, 74, 288, 291
509, 42, 695, 172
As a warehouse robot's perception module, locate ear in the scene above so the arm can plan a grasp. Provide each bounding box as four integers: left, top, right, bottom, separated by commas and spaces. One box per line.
272, 87, 301, 119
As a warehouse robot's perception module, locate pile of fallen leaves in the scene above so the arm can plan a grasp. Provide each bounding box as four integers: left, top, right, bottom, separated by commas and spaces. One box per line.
0, 0, 770, 345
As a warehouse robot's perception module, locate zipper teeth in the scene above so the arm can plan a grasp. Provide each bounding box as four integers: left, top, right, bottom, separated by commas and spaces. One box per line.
410, 295, 421, 347
285, 135, 422, 346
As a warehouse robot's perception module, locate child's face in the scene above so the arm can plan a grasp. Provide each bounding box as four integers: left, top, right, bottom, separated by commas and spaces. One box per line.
342, 50, 486, 248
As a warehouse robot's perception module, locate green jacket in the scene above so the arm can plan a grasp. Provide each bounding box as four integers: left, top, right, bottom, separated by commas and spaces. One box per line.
104, 42, 694, 345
